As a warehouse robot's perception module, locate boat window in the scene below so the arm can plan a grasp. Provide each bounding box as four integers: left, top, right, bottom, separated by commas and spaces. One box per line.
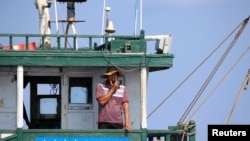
37, 84, 60, 95
70, 86, 88, 103
40, 98, 57, 114
24, 76, 61, 129
69, 77, 92, 109
69, 77, 92, 104
37, 83, 60, 118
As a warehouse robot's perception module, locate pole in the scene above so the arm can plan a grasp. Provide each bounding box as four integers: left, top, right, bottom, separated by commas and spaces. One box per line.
17, 66, 24, 129
141, 67, 147, 128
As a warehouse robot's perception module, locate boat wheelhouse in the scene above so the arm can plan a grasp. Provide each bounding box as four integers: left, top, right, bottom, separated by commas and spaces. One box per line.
0, 0, 196, 141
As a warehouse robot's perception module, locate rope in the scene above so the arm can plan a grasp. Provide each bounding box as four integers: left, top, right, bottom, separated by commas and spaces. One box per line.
99, 51, 143, 73
225, 68, 250, 124
147, 16, 244, 119
185, 46, 250, 123
179, 16, 249, 123
177, 123, 196, 141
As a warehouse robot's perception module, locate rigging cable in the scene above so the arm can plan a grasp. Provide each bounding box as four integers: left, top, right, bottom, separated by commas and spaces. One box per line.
178, 16, 250, 124
225, 68, 250, 124
147, 17, 244, 119
185, 46, 250, 123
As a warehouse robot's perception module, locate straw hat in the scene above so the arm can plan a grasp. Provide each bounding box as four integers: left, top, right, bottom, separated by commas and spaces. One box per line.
101, 67, 124, 78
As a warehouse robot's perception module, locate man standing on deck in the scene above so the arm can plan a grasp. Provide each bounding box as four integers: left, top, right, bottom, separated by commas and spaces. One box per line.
96, 67, 131, 131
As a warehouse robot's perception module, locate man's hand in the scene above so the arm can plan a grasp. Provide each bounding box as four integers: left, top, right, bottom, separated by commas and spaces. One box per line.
110, 80, 119, 89
124, 120, 131, 132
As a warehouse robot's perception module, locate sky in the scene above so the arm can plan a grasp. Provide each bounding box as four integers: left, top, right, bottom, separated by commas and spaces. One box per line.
1, 0, 250, 141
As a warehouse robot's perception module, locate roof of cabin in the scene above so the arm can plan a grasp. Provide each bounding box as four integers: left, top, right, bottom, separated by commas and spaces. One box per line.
0, 31, 174, 72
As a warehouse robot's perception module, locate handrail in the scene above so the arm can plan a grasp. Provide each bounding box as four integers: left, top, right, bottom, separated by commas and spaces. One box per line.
0, 33, 143, 51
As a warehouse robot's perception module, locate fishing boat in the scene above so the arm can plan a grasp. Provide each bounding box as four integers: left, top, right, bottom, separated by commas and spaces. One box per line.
0, 0, 196, 141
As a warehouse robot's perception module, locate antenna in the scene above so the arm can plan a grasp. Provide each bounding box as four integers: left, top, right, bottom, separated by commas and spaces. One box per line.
101, 0, 106, 44
55, 0, 87, 50
53, 0, 59, 34
140, 0, 142, 30
134, 0, 142, 35
64, 2, 78, 50
134, 0, 139, 35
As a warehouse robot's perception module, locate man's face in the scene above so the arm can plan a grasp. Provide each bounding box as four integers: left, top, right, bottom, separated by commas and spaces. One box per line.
107, 72, 119, 82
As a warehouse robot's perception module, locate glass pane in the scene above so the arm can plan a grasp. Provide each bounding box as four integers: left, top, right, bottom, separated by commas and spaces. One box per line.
37, 84, 59, 95
69, 77, 92, 104
40, 98, 57, 114
70, 87, 88, 103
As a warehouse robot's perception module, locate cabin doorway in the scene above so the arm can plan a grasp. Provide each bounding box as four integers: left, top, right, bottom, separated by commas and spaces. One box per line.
24, 76, 61, 129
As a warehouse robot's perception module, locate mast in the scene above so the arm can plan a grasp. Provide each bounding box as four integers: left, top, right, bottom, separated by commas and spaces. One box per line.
64, 1, 78, 50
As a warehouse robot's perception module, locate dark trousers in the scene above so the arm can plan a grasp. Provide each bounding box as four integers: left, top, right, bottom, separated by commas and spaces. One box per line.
98, 123, 123, 129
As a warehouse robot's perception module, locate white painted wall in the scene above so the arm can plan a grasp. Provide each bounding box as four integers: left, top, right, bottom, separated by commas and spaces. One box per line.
124, 69, 142, 129
0, 72, 17, 129
0, 67, 144, 130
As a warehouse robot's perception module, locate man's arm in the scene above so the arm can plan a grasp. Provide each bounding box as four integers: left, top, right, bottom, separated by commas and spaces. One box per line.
123, 102, 131, 131
97, 82, 118, 105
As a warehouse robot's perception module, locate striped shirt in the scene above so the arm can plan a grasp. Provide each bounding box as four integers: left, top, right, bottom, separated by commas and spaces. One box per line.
96, 83, 129, 125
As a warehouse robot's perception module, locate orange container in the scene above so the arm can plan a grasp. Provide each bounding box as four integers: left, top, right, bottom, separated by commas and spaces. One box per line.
2, 44, 24, 50
27, 42, 36, 50
2, 42, 36, 50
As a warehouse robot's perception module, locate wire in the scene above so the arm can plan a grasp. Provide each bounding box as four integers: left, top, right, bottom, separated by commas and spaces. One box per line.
99, 51, 143, 73
179, 16, 249, 123
147, 17, 244, 119
225, 68, 250, 124
185, 46, 250, 123
50, 84, 58, 95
